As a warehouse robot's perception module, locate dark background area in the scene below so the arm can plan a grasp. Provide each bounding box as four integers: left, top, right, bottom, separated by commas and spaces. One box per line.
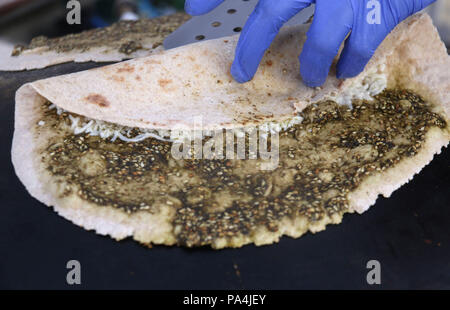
0, 62, 449, 290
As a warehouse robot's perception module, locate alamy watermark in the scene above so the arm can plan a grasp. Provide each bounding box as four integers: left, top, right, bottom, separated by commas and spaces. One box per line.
66, 259, 81, 285
169, 116, 281, 170
367, 0, 382, 25
66, 0, 81, 25
366, 259, 381, 285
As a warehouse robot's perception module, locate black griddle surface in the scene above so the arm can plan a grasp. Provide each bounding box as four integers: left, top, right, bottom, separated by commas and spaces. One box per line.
0, 63, 449, 290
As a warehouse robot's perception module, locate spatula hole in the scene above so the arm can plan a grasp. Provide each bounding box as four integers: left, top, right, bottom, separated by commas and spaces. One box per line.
211, 21, 221, 27
195, 35, 205, 41
233, 27, 242, 33
227, 9, 237, 14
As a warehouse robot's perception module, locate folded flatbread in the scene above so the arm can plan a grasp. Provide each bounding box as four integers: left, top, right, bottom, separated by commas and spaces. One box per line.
12, 13, 449, 248
0, 13, 190, 71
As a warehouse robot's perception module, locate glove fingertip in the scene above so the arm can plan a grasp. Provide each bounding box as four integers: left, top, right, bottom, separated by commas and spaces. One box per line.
336, 66, 358, 79
336, 48, 371, 80
231, 61, 253, 84
336, 73, 357, 80
300, 74, 326, 88
299, 56, 327, 88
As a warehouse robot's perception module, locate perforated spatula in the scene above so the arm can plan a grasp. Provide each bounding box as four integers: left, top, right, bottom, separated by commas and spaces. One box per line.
163, 0, 315, 49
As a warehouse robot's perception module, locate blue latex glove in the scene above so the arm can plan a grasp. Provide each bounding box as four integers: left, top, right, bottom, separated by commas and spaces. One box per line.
185, 0, 436, 87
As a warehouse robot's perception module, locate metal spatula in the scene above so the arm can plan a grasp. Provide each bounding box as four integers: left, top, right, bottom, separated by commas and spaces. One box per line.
163, 0, 315, 49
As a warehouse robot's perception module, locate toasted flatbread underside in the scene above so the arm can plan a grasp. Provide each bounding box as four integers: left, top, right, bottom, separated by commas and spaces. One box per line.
0, 13, 190, 71
12, 14, 450, 248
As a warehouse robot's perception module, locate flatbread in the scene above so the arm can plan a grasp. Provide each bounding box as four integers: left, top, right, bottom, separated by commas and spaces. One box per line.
13, 20, 389, 131
0, 13, 190, 71
11, 13, 450, 248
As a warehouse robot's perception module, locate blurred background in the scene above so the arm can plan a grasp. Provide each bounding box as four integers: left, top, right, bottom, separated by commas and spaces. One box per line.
0, 0, 184, 45
0, 0, 449, 52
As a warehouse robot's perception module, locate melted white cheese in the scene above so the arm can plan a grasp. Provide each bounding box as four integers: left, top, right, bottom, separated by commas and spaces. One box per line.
49, 105, 303, 143
331, 64, 387, 107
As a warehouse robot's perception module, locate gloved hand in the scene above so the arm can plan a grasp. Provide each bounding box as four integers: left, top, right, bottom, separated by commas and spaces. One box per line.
185, 0, 436, 87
